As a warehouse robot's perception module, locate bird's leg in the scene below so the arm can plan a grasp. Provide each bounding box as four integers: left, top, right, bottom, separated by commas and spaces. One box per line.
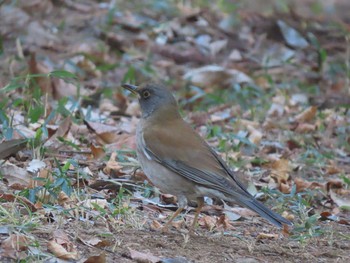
189, 197, 204, 235
162, 207, 184, 232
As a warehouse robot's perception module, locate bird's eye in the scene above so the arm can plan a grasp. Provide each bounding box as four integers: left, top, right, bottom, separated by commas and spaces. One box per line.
142, 90, 151, 99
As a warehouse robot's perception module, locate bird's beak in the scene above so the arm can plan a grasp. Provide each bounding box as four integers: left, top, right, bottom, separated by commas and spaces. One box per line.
122, 84, 139, 94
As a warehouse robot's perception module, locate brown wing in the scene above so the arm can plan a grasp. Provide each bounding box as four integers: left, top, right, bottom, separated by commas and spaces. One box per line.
142, 118, 252, 199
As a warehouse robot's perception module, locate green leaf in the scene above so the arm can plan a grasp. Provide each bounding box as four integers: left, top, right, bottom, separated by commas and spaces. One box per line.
28, 105, 44, 123
0, 82, 26, 93
49, 70, 76, 79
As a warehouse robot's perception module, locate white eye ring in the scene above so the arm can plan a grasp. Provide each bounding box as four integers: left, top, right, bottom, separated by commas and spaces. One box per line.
143, 90, 151, 98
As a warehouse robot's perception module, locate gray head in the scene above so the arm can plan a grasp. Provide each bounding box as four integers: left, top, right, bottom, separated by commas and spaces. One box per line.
122, 83, 179, 119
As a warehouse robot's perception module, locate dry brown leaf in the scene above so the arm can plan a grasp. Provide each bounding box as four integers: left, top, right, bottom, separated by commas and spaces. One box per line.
150, 220, 162, 231
0, 162, 31, 190
295, 106, 317, 123
295, 123, 316, 133
0, 139, 27, 159
44, 117, 73, 148
83, 253, 106, 263
282, 211, 295, 221
294, 177, 323, 193
171, 220, 184, 230
80, 199, 108, 209
47, 240, 78, 260
57, 191, 71, 206
129, 248, 161, 263
103, 152, 124, 176
183, 65, 252, 88
0, 194, 37, 212
161, 194, 177, 204
199, 215, 216, 230
48, 230, 78, 260
329, 189, 350, 209
90, 144, 105, 159
105, 133, 136, 151
71, 55, 101, 78
97, 132, 120, 144
152, 44, 208, 64
286, 139, 301, 150
325, 162, 342, 175
1, 234, 30, 259
325, 180, 343, 192
85, 237, 111, 248
85, 121, 120, 144
247, 125, 263, 145
230, 207, 257, 218
216, 214, 234, 230
256, 233, 279, 240
269, 159, 290, 184
279, 182, 291, 194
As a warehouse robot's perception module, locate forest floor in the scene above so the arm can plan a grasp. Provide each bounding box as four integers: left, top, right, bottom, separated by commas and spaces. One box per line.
0, 0, 350, 262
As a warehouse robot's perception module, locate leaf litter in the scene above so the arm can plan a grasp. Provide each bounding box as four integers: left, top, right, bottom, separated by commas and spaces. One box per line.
0, 0, 350, 262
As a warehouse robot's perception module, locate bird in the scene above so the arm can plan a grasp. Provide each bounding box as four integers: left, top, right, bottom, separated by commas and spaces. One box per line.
122, 83, 292, 232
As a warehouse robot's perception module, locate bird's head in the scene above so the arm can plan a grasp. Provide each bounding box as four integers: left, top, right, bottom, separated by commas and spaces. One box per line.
122, 83, 179, 119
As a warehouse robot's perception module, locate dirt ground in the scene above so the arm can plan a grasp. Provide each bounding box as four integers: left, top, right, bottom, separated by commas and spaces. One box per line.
67, 219, 350, 262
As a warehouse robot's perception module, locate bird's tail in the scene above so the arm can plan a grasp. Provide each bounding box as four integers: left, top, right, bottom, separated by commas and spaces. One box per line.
237, 197, 292, 228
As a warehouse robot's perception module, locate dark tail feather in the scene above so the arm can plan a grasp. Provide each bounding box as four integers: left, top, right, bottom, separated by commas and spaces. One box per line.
239, 198, 292, 228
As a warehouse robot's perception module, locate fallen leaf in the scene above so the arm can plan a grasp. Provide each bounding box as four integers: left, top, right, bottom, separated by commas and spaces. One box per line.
47, 240, 78, 261
27, 159, 46, 173
228, 49, 242, 61
85, 237, 111, 248
1, 234, 29, 259
0, 139, 27, 159
171, 219, 184, 230
216, 214, 234, 230
0, 162, 31, 189
129, 248, 161, 263
83, 252, 106, 263
256, 233, 278, 240
0, 194, 36, 212
199, 215, 216, 230
103, 152, 125, 176
80, 199, 108, 209
247, 125, 263, 145
150, 220, 162, 231
90, 144, 105, 159
269, 159, 291, 184
183, 65, 252, 89
152, 44, 208, 64
294, 177, 323, 193
48, 230, 78, 260
277, 20, 308, 48
329, 189, 350, 210
294, 106, 317, 123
